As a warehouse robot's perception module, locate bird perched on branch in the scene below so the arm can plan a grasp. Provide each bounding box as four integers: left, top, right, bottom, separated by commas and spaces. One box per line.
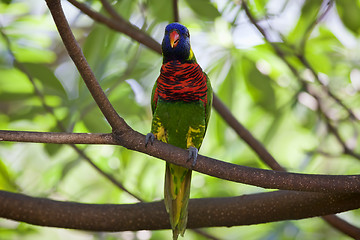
146, 22, 212, 239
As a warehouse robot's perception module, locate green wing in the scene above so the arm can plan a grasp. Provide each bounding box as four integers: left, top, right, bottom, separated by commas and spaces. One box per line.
205, 73, 213, 132
150, 80, 158, 115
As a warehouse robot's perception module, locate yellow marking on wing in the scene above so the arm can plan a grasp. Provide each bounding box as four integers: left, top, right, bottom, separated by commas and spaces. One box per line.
155, 126, 167, 143
186, 125, 204, 148
152, 116, 167, 143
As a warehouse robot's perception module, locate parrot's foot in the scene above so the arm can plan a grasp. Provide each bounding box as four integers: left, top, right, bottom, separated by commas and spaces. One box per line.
145, 133, 155, 147
187, 146, 198, 167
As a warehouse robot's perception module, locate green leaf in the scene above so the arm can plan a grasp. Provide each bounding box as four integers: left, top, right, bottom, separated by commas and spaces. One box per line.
248, 0, 269, 18
82, 108, 111, 133
82, 26, 107, 74
111, 0, 136, 20
287, 0, 322, 47
0, 1, 27, 13
148, 0, 173, 22
0, 68, 33, 93
0, 92, 34, 101
214, 62, 234, 144
59, 158, 81, 182
306, 27, 342, 74
336, 0, 360, 35
184, 0, 220, 20
7, 106, 44, 121
0, 158, 17, 191
21, 63, 67, 97
12, 45, 56, 63
44, 143, 62, 156
1, 0, 12, 4
242, 58, 276, 113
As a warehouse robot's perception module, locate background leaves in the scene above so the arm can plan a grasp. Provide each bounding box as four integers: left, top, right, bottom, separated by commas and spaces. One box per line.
0, 0, 360, 239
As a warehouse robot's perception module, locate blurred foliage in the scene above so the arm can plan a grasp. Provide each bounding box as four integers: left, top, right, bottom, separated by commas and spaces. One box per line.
0, 0, 360, 239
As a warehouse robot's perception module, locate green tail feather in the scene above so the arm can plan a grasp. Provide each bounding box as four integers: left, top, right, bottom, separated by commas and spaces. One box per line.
164, 162, 192, 240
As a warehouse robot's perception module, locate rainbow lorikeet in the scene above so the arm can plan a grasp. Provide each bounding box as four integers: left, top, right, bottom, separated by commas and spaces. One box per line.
146, 23, 212, 239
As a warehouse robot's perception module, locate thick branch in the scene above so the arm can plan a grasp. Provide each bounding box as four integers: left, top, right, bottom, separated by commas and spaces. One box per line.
45, 0, 129, 132
1, 130, 360, 194
0, 190, 359, 231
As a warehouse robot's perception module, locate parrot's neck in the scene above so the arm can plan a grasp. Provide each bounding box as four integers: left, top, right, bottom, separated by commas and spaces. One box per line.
162, 48, 197, 64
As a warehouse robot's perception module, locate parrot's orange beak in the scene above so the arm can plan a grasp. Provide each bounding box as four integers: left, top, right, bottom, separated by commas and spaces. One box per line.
169, 30, 180, 48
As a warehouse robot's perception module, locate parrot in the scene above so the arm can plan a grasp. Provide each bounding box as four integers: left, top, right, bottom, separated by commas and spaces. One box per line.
146, 22, 212, 240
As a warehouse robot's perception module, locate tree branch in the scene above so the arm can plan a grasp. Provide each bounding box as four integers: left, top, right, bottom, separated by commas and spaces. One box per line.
99, 0, 126, 22
1, 130, 360, 194
173, 0, 180, 22
298, 54, 358, 121
315, 93, 360, 160
323, 215, 360, 239
0, 130, 115, 144
0, 190, 359, 232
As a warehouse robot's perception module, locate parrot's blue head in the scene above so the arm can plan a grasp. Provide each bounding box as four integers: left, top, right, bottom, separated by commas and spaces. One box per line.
162, 22, 194, 63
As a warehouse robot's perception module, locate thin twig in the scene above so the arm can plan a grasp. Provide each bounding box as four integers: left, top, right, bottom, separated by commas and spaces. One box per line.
240, 0, 360, 237
298, 55, 358, 120
299, 0, 335, 53
70, 144, 144, 201
192, 229, 221, 240
241, 0, 357, 121
0, 29, 65, 129
241, 0, 360, 157
323, 215, 360, 239
99, 0, 126, 22
172, 0, 180, 22
316, 99, 360, 160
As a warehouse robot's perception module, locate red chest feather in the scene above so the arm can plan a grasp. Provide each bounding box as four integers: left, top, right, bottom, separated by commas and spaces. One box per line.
156, 61, 208, 105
